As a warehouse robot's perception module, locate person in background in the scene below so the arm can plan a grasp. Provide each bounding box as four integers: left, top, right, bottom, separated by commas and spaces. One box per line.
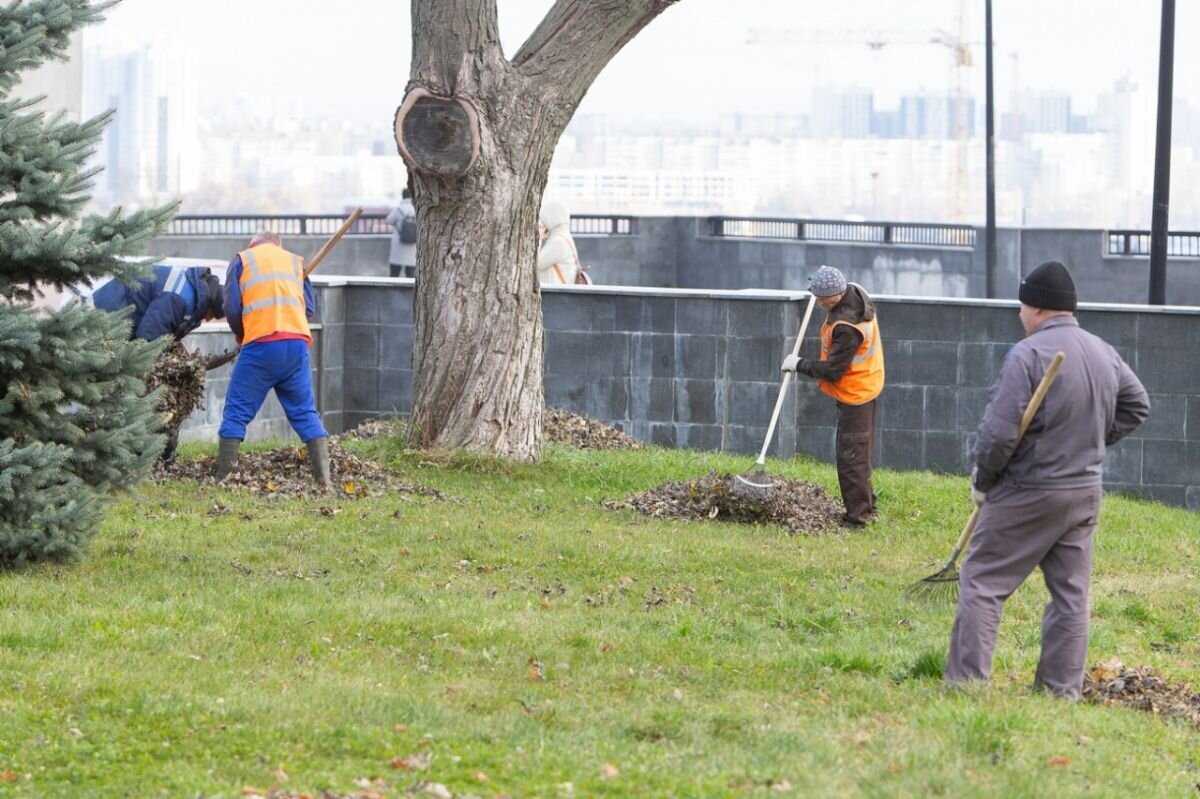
781, 265, 884, 529
216, 231, 330, 486
386, 188, 417, 278
944, 260, 1150, 700
536, 200, 580, 285
91, 264, 224, 341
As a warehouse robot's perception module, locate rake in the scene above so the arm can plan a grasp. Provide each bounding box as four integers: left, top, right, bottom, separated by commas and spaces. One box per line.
735, 292, 819, 490
905, 350, 1065, 607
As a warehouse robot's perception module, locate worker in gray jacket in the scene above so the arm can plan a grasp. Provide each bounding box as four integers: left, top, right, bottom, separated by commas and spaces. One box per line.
944, 260, 1150, 700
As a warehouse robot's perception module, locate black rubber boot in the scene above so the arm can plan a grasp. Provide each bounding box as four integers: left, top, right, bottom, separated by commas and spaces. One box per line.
307, 436, 331, 487
214, 437, 241, 481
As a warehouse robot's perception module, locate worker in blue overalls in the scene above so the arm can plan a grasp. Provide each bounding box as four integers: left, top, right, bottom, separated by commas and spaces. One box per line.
91, 264, 225, 341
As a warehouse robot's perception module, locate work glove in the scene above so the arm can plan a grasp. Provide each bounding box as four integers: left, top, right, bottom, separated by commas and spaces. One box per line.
781, 354, 803, 373
969, 467, 987, 507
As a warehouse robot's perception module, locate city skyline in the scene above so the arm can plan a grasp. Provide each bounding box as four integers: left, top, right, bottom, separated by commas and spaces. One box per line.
14, 2, 1200, 228
83, 1, 1200, 123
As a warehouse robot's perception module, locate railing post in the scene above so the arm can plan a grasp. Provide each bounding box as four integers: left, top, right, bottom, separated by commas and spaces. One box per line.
300, 217, 307, 236
883, 224, 894, 244
797, 221, 805, 241
1124, 233, 1132, 256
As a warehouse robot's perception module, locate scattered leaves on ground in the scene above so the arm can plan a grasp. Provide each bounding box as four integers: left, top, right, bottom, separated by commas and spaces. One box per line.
1083, 656, 1200, 729
543, 407, 644, 451
606, 471, 844, 535
155, 440, 442, 501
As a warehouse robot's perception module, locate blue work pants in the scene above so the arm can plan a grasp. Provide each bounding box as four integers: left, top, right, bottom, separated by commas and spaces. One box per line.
219, 339, 327, 443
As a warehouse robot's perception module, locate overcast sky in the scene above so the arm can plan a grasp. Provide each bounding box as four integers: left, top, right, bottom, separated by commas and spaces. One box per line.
85, 1, 1195, 125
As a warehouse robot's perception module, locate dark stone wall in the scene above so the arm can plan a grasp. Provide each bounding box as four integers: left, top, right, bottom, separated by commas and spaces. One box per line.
183, 280, 1197, 509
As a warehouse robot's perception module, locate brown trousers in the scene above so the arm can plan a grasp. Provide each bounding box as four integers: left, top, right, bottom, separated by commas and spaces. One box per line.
836, 399, 877, 524
944, 484, 1102, 699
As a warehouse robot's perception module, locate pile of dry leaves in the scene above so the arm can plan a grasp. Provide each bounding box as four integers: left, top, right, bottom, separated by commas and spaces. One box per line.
544, 407, 644, 451
317, 409, 642, 453
606, 471, 845, 535
334, 417, 406, 443
156, 439, 441, 501
144, 343, 207, 432
1083, 657, 1200, 729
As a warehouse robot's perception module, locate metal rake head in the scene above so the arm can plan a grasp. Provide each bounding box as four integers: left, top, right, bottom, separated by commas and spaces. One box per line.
734, 471, 773, 490
903, 567, 960, 608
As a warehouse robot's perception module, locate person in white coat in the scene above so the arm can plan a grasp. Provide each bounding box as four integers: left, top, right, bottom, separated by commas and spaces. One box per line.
536, 200, 579, 285
386, 188, 417, 278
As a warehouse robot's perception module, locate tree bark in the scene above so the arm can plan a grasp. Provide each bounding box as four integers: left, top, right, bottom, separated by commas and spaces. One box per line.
404, 0, 679, 461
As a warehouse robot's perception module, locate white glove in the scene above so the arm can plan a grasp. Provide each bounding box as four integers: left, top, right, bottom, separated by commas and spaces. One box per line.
970, 467, 986, 506
781, 354, 801, 373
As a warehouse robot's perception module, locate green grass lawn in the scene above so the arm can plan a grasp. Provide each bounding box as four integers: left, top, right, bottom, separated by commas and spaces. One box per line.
1, 438, 1198, 798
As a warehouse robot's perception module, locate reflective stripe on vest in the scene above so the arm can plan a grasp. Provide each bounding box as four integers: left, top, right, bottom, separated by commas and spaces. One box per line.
818, 317, 885, 406
237, 244, 310, 344
163, 265, 190, 295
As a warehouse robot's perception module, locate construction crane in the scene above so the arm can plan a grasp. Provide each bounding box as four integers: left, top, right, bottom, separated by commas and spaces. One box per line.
746, 11, 978, 221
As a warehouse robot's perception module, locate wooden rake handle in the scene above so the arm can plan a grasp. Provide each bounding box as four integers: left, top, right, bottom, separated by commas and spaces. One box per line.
945, 350, 1066, 562
753, 292, 819, 467
303, 207, 364, 278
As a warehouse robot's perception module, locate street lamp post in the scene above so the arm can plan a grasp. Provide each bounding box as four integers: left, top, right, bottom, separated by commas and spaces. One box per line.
984, 0, 996, 299
1149, 0, 1176, 305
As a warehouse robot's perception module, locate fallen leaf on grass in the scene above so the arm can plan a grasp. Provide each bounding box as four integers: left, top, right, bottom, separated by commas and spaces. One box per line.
1, 770, 19, 782
413, 782, 452, 798
1047, 756, 1071, 768
472, 771, 488, 782
600, 762, 620, 780
391, 751, 432, 771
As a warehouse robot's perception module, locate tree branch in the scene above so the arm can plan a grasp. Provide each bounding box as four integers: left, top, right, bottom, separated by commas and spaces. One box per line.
511, 0, 680, 105
411, 0, 502, 94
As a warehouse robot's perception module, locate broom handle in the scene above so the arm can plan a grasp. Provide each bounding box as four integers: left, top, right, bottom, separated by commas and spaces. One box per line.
945, 350, 1066, 564
753, 292, 819, 466
303, 207, 363, 278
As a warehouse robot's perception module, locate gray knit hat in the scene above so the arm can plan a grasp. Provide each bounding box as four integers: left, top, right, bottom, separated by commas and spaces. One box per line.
808, 265, 847, 298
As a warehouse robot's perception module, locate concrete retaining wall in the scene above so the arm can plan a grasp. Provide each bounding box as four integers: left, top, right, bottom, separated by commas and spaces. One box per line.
181, 279, 1200, 509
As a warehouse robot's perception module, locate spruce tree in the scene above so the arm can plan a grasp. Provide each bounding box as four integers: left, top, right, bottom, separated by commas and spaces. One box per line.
0, 0, 178, 566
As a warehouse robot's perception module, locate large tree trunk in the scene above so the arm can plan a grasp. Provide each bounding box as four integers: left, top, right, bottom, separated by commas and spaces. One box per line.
401, 0, 678, 462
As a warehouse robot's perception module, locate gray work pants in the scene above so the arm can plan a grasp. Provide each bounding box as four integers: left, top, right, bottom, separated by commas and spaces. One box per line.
944, 484, 1101, 700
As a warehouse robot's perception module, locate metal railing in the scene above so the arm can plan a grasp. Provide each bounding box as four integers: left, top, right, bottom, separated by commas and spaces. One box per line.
165, 214, 391, 236
707, 216, 977, 249
164, 213, 637, 237
1108, 230, 1200, 257
569, 215, 637, 235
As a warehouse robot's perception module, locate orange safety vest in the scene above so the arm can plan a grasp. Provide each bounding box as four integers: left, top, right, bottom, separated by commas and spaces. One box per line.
818, 316, 884, 405
236, 243, 311, 345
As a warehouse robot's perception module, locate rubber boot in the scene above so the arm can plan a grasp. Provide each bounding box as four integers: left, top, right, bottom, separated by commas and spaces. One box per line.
307, 436, 331, 487
214, 437, 241, 481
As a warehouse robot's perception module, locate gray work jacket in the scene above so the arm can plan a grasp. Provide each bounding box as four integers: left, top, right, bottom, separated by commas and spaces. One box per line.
973, 315, 1150, 493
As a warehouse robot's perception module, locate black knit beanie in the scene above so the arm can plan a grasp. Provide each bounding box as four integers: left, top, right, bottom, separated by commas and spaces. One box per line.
1019, 260, 1076, 311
